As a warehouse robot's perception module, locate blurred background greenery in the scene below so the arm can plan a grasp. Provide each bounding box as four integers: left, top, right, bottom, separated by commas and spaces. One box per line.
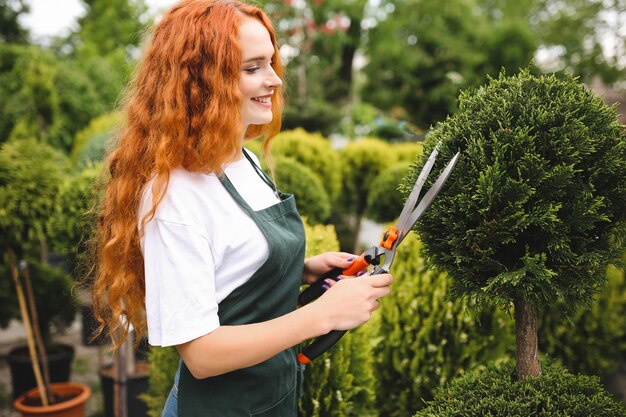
1, 0, 626, 416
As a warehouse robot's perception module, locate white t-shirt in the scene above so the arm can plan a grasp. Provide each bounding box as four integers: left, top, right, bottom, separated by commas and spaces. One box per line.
139, 151, 281, 347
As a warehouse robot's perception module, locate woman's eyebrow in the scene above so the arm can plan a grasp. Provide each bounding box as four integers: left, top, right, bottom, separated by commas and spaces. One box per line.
242, 56, 267, 63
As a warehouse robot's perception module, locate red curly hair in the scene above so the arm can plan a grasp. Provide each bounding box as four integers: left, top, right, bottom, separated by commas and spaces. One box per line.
92, 0, 284, 348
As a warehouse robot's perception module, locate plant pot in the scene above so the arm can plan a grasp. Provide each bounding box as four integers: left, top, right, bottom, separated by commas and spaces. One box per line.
7, 344, 75, 399
80, 305, 106, 346
13, 381, 91, 417
99, 360, 150, 417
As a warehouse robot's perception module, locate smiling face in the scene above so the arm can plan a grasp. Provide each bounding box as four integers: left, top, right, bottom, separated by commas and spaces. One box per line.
238, 17, 283, 134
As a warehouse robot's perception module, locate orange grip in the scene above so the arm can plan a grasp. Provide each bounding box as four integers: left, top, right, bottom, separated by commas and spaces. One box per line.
380, 226, 398, 250
343, 254, 369, 276
297, 353, 311, 364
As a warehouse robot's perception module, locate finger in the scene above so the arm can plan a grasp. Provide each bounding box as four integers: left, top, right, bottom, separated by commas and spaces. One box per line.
338, 252, 359, 260
336, 253, 358, 267
365, 273, 393, 287
372, 286, 391, 299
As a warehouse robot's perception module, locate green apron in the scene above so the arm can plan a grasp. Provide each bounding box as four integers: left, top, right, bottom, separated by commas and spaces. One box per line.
178, 159, 306, 417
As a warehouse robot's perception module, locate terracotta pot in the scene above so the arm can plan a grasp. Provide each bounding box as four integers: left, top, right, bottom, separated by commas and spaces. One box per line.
13, 382, 91, 417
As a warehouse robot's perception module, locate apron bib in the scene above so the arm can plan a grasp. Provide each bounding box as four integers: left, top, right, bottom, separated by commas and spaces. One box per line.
178, 159, 306, 417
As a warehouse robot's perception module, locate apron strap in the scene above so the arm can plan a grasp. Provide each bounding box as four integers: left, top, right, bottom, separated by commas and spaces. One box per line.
242, 148, 280, 198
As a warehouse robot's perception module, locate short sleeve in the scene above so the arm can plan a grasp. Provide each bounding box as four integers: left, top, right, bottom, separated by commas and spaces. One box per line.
142, 218, 220, 347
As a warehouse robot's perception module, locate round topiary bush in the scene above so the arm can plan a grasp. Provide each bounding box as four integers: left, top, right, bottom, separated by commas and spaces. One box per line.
366, 162, 411, 223
271, 128, 342, 202
70, 112, 122, 169
274, 156, 331, 224
414, 360, 626, 416
339, 138, 396, 250
405, 69, 626, 378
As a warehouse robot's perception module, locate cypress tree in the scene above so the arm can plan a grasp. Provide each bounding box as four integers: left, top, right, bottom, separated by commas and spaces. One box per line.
405, 69, 626, 380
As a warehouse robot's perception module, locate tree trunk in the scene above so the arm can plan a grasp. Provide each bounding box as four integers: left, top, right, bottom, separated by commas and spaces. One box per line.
514, 297, 541, 379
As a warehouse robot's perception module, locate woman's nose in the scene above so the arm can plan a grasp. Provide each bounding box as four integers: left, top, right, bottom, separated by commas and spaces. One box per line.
266, 67, 283, 89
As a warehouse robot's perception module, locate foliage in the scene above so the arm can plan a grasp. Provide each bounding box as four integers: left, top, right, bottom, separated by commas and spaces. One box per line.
0, 138, 76, 346
283, 99, 344, 137
258, 0, 368, 135
375, 233, 514, 416
0, 260, 77, 346
366, 142, 424, 223
538, 256, 626, 376
71, 112, 122, 168
274, 156, 331, 225
0, 44, 109, 153
406, 69, 626, 311
535, 0, 626, 84
142, 346, 179, 417
0, 0, 29, 43
365, 162, 410, 224
0, 138, 70, 258
414, 360, 626, 416
362, 0, 490, 129
72, 0, 148, 58
48, 164, 103, 277
298, 220, 377, 417
392, 141, 424, 163
338, 138, 395, 249
271, 128, 342, 202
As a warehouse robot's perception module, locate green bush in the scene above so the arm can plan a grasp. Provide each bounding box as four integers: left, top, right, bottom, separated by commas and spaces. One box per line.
375, 232, 514, 416
48, 163, 103, 276
0, 138, 76, 345
71, 112, 122, 168
271, 128, 342, 202
282, 99, 342, 137
142, 346, 179, 417
366, 162, 411, 223
392, 141, 424, 163
0, 138, 70, 258
275, 156, 331, 225
407, 69, 626, 311
538, 254, 626, 376
338, 138, 396, 250
0, 44, 108, 153
298, 221, 377, 417
0, 260, 76, 346
405, 70, 626, 379
414, 360, 626, 417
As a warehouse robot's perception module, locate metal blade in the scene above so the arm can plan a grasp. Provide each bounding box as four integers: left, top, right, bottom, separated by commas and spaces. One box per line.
396, 151, 460, 246
394, 143, 440, 240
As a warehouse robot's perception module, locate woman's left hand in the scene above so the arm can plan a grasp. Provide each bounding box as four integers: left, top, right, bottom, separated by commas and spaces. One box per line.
302, 252, 362, 286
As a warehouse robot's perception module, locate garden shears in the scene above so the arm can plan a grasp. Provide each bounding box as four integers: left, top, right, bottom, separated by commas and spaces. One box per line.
297, 143, 460, 364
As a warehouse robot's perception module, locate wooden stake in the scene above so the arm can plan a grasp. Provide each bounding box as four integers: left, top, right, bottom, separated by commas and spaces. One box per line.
20, 260, 54, 404
9, 258, 48, 406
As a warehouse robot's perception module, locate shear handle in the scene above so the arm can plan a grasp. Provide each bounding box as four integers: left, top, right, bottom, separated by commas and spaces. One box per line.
298, 266, 389, 364
297, 267, 343, 307
297, 249, 378, 307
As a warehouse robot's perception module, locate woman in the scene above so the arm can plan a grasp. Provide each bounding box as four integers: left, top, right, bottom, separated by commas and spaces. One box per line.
92, 1, 393, 416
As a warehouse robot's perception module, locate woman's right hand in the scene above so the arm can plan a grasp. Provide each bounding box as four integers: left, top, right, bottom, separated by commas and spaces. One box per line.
310, 273, 393, 331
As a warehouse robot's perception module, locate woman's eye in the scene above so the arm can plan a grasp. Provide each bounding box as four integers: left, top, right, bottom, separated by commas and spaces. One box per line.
244, 66, 261, 73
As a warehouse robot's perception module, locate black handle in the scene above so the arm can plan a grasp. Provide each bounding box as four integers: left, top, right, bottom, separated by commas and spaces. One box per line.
298, 330, 347, 364
297, 267, 344, 306
298, 265, 389, 364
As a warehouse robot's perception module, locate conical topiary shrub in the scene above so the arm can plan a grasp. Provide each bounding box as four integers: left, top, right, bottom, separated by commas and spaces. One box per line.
405, 69, 626, 380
